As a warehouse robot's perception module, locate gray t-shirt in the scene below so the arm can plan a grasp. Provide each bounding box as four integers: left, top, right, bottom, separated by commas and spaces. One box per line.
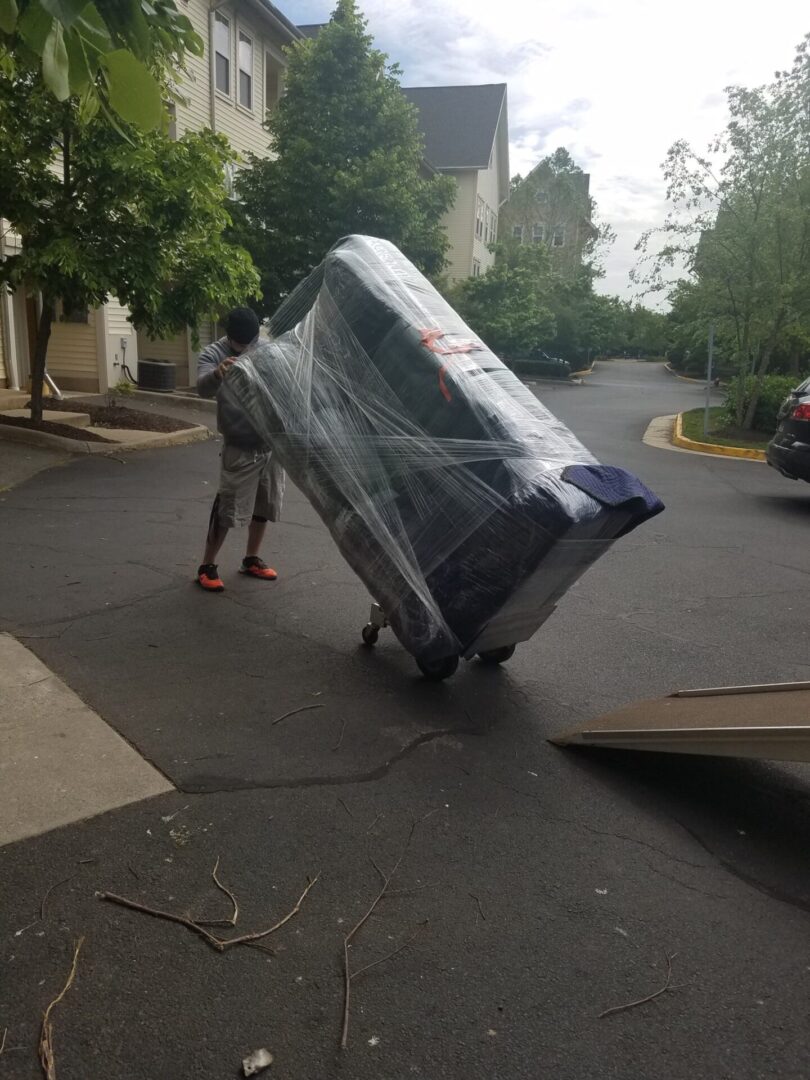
197, 337, 266, 449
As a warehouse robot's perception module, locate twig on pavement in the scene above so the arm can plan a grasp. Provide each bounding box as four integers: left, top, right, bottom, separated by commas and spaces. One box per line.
0, 1027, 7, 1056
41, 875, 77, 921
195, 857, 240, 928
39, 937, 83, 1080
340, 820, 424, 1050
332, 718, 347, 752
272, 703, 324, 726
338, 798, 354, 819
97, 875, 318, 954
470, 893, 487, 923
598, 952, 678, 1019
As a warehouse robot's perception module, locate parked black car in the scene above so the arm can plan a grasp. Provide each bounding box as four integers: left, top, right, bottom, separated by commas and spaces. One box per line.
508, 350, 572, 380
767, 377, 810, 482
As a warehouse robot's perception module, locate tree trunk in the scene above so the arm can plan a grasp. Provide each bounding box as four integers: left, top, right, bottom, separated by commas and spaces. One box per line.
735, 321, 751, 428
742, 315, 785, 431
29, 298, 54, 425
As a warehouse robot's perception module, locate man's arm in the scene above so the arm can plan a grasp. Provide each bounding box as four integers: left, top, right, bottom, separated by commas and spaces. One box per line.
196, 341, 233, 399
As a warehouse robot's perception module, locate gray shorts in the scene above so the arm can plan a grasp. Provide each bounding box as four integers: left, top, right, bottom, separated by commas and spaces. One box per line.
214, 445, 276, 528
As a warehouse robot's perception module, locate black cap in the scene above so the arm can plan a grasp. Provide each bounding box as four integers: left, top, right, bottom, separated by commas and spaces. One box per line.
225, 307, 260, 347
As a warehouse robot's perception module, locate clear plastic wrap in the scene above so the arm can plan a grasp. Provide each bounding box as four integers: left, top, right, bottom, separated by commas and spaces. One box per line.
222, 236, 663, 663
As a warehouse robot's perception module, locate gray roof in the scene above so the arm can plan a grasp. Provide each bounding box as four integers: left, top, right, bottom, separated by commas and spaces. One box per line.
297, 23, 325, 39
401, 84, 507, 169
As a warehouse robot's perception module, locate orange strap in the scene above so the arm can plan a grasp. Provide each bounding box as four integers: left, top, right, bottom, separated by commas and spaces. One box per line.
420, 329, 482, 402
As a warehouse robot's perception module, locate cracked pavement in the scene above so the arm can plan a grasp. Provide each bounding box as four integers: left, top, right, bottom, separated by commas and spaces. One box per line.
1, 363, 810, 1079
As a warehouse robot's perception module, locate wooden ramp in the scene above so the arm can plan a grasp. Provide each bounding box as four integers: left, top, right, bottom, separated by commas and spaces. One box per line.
550, 682, 810, 763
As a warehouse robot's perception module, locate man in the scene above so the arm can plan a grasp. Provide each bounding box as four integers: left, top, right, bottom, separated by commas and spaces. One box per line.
196, 307, 284, 592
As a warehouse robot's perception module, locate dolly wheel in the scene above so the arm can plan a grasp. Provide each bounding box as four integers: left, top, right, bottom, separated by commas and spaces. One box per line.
477, 644, 516, 665
416, 655, 459, 681
361, 624, 380, 646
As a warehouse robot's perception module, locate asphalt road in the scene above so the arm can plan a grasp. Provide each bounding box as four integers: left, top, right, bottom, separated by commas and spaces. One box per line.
1, 361, 809, 1079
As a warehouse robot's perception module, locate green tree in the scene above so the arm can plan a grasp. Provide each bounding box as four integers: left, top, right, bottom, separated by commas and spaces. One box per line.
635, 36, 810, 428
449, 240, 556, 359
232, 0, 455, 316
0, 71, 258, 421
0, 0, 201, 130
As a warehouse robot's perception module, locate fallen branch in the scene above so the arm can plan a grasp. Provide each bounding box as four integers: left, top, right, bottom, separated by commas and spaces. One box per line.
340, 821, 421, 1049
470, 893, 487, 923
41, 875, 77, 921
598, 952, 677, 1019
350, 921, 428, 981
97, 876, 318, 954
97, 893, 222, 950
39, 937, 83, 1080
195, 857, 240, 928
272, 703, 324, 727
332, 718, 347, 752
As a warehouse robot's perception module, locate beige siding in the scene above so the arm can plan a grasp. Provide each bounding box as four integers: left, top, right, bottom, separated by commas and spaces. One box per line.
441, 172, 476, 282
137, 331, 187, 366
203, 3, 288, 160
473, 145, 503, 275
48, 310, 99, 390
174, 0, 213, 138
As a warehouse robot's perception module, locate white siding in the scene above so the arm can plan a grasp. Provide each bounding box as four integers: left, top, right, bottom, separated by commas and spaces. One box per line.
473, 147, 502, 275
0, 304, 6, 386
441, 172, 476, 282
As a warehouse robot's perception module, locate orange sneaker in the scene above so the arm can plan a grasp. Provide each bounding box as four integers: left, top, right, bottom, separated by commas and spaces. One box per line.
197, 563, 225, 592
240, 556, 278, 580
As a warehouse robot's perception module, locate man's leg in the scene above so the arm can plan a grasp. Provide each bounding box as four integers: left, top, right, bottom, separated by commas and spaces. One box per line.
239, 455, 278, 580
203, 496, 229, 564
246, 515, 266, 558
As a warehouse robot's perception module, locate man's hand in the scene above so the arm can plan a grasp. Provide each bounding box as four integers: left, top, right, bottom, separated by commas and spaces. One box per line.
215, 357, 236, 380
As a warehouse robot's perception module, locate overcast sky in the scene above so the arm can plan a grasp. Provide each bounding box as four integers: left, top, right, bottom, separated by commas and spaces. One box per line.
288, 0, 808, 298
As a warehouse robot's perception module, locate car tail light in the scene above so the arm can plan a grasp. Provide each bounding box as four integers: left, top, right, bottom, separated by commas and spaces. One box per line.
792, 403, 810, 420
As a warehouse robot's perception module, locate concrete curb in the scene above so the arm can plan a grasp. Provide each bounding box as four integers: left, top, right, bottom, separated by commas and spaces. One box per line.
132, 389, 216, 413
665, 362, 704, 383
672, 412, 767, 461
0, 421, 210, 455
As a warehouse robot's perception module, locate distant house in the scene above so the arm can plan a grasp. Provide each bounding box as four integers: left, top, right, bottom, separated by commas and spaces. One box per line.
0, 0, 302, 394
402, 84, 509, 283
500, 157, 598, 277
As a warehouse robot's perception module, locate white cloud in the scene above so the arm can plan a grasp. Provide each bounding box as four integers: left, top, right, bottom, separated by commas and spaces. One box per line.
289, 0, 810, 297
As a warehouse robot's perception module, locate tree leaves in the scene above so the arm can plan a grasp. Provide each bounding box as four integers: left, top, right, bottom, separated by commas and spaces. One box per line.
42, 19, 69, 100
0, 0, 18, 35
4, 0, 199, 130
101, 48, 162, 130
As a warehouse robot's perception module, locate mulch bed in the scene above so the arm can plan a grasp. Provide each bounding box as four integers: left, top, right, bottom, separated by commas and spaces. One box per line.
26, 398, 195, 433
0, 415, 113, 443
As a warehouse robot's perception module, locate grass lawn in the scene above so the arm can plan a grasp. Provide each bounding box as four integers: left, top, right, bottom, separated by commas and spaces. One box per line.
681, 407, 772, 451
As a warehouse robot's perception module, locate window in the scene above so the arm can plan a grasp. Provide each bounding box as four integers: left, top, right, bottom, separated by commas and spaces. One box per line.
238, 31, 253, 109
512, 225, 524, 242
59, 302, 88, 324
475, 196, 485, 240
214, 12, 230, 95
224, 161, 242, 200
532, 223, 545, 243
472, 258, 481, 277
265, 51, 283, 113
491, 214, 497, 243
552, 226, 565, 247
537, 190, 549, 205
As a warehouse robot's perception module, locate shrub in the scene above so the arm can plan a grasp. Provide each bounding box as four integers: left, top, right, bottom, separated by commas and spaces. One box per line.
720, 374, 802, 433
